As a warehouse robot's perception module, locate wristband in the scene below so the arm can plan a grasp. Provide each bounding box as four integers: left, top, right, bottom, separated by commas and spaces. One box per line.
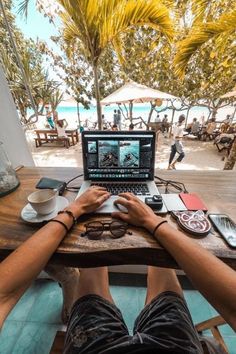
48, 219, 69, 232
58, 210, 77, 225
152, 220, 168, 236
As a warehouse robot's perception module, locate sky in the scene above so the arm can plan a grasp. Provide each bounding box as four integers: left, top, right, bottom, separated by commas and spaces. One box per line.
13, 1, 58, 43
12, 1, 62, 81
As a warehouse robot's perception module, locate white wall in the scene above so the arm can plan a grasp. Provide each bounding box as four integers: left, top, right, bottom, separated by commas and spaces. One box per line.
0, 64, 34, 168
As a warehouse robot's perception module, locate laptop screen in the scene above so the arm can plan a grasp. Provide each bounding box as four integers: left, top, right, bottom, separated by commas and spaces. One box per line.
82, 131, 156, 181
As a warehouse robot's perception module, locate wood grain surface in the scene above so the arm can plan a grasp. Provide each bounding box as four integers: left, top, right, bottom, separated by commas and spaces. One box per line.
0, 167, 235, 269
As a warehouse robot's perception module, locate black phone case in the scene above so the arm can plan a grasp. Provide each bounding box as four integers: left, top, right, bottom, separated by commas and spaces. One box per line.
36, 177, 66, 195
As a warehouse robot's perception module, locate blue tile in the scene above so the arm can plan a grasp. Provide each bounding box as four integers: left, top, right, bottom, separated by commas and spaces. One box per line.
0, 321, 24, 354
110, 285, 142, 334
184, 290, 212, 324
224, 336, 236, 354
26, 280, 63, 324
6, 285, 37, 322
219, 324, 236, 337
11, 323, 60, 354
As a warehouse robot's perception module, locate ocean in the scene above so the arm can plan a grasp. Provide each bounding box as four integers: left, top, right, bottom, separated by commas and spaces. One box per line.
35, 103, 234, 129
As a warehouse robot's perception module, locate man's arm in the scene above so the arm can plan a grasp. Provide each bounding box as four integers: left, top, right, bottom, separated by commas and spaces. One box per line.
113, 193, 236, 331
0, 187, 110, 329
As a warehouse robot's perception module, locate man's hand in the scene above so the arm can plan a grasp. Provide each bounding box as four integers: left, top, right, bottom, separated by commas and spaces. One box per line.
112, 193, 164, 233
69, 186, 110, 217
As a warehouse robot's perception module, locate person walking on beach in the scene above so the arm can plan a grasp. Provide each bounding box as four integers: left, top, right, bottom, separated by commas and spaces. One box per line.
45, 106, 54, 129
113, 110, 118, 126
168, 114, 185, 170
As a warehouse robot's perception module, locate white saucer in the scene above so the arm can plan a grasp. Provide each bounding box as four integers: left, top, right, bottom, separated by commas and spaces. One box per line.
21, 196, 69, 223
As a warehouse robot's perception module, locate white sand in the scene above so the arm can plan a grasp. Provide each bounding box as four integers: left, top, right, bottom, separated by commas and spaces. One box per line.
25, 130, 234, 171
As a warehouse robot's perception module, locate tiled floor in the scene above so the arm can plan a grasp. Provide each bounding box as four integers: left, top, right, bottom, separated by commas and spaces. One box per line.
0, 279, 235, 354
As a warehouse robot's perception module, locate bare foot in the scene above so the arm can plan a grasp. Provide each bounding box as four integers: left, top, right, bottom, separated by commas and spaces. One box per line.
44, 265, 80, 324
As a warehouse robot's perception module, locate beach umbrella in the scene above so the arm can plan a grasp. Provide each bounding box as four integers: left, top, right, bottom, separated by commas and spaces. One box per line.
101, 81, 178, 123
101, 81, 177, 106
221, 88, 236, 98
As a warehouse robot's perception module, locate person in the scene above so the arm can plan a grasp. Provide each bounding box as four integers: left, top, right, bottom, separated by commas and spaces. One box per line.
201, 118, 217, 141
186, 117, 200, 135
1, 188, 236, 353
113, 110, 118, 126
117, 109, 122, 130
161, 114, 169, 136
45, 106, 54, 129
111, 124, 118, 131
221, 115, 231, 133
53, 111, 70, 148
155, 114, 161, 123
168, 114, 186, 170
191, 118, 200, 135
129, 123, 134, 131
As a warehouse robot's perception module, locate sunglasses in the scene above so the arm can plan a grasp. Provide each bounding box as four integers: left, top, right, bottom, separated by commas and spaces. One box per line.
82, 220, 129, 239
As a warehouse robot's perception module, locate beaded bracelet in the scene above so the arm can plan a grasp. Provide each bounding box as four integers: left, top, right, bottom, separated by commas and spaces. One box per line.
58, 210, 77, 225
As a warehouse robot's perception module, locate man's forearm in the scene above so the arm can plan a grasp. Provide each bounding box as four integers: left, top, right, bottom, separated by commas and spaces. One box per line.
145, 218, 236, 330
0, 204, 82, 297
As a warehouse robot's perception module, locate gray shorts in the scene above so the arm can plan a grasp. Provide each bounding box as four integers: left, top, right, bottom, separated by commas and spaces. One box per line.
63, 291, 203, 354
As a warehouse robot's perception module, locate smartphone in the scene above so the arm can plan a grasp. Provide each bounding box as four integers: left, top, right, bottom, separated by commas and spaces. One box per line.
36, 177, 66, 196
208, 214, 236, 248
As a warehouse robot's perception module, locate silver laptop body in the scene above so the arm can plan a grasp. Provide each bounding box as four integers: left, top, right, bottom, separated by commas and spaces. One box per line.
77, 131, 167, 214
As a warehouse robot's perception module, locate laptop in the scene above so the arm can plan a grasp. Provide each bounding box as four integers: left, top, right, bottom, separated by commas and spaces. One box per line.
77, 130, 167, 214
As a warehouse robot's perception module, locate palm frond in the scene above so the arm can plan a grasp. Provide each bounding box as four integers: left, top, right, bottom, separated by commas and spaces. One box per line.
58, 0, 174, 65
17, 0, 31, 17
174, 9, 236, 79
191, 0, 211, 23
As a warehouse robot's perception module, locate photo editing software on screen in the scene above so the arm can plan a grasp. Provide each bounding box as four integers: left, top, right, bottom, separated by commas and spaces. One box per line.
83, 134, 155, 180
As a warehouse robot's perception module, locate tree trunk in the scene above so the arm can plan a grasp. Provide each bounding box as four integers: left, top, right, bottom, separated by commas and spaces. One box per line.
93, 63, 102, 130
129, 101, 133, 122
76, 101, 81, 128
223, 138, 236, 170
211, 108, 218, 120
147, 103, 155, 130
169, 108, 176, 137
185, 107, 191, 128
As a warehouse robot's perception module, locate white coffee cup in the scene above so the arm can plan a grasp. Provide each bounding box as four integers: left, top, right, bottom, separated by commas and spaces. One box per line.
27, 189, 58, 215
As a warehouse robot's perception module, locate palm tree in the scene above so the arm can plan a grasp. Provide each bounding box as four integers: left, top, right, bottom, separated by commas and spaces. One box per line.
174, 9, 236, 79
19, 0, 174, 129
59, 0, 174, 129
173, 5, 236, 170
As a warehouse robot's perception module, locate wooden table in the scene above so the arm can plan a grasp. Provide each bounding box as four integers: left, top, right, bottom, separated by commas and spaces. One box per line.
0, 167, 236, 270
35, 129, 79, 146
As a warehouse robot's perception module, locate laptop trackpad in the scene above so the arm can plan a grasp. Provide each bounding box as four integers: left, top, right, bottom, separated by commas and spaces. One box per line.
95, 196, 141, 214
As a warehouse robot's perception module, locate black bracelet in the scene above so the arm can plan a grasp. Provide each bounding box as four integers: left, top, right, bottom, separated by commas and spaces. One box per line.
58, 210, 77, 225
48, 219, 69, 233
152, 220, 168, 236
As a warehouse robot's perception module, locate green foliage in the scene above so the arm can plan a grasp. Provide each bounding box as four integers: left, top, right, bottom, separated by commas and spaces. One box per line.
0, 0, 62, 123
55, 0, 174, 128
174, 9, 236, 78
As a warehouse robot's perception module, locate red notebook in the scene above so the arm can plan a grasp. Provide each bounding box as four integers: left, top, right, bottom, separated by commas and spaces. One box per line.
179, 193, 208, 211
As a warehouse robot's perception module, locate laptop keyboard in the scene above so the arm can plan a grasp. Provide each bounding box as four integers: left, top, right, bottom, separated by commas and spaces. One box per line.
91, 183, 151, 196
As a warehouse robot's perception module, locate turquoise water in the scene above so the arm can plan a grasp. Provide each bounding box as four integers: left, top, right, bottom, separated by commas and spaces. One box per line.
33, 103, 233, 129
56, 104, 210, 127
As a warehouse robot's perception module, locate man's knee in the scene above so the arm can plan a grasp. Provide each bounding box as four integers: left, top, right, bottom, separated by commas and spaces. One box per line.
177, 152, 185, 162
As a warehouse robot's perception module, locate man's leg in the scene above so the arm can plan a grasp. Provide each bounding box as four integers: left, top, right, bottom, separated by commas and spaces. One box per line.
133, 267, 203, 353
168, 144, 176, 168
145, 266, 183, 305
74, 267, 114, 303
64, 268, 130, 354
